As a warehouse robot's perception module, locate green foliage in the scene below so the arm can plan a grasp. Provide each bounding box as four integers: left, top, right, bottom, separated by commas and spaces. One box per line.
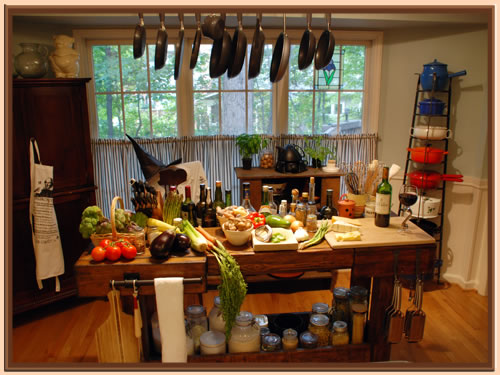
304, 136, 336, 161
236, 134, 269, 159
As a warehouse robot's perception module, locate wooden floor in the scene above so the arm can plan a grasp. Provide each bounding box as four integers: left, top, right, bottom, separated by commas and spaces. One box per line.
10, 270, 489, 366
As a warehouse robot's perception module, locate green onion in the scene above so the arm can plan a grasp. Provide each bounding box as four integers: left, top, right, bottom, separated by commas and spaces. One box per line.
182, 219, 208, 253
298, 221, 331, 250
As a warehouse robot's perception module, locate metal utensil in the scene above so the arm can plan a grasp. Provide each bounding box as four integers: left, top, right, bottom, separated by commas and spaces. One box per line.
133, 13, 146, 59
407, 278, 426, 342
345, 172, 359, 194
174, 13, 185, 80
190, 13, 202, 69
387, 280, 404, 343
384, 251, 399, 336
154, 13, 168, 70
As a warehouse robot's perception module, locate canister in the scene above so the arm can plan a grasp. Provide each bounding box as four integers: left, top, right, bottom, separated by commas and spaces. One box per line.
200, 330, 226, 355
338, 194, 356, 218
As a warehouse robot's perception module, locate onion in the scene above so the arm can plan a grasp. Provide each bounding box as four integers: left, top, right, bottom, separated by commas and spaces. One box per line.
284, 215, 296, 223
290, 220, 304, 232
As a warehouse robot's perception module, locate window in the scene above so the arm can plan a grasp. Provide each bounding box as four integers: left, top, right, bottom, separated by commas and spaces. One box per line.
91, 43, 177, 138
76, 28, 382, 138
288, 43, 366, 135
192, 44, 274, 135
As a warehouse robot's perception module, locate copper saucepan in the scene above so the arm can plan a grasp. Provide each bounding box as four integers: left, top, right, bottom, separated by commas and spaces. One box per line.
407, 170, 463, 189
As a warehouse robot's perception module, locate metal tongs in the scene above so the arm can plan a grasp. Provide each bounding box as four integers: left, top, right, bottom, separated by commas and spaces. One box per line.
255, 225, 272, 242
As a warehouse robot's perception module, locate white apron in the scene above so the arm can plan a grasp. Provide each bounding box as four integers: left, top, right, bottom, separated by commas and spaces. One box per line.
29, 138, 65, 291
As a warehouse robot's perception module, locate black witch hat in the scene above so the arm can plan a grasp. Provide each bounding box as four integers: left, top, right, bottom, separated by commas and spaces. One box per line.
126, 134, 182, 180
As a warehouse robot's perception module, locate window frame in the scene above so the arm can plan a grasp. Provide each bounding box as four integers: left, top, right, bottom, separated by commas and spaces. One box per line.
74, 28, 382, 139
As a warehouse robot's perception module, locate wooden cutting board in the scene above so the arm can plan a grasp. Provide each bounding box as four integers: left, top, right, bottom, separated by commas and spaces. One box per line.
95, 289, 141, 363
325, 216, 436, 249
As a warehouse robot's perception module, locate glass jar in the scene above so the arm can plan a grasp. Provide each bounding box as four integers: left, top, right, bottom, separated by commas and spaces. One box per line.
330, 321, 349, 346
254, 314, 269, 328
349, 286, 368, 324
306, 214, 318, 233
331, 287, 350, 326
260, 327, 271, 344
299, 330, 319, 349
308, 314, 330, 347
262, 333, 281, 352
282, 328, 298, 351
186, 305, 208, 354
351, 303, 368, 344
312, 302, 329, 316
200, 330, 226, 355
260, 151, 274, 169
228, 311, 261, 353
208, 296, 226, 334
147, 226, 161, 246
185, 319, 195, 356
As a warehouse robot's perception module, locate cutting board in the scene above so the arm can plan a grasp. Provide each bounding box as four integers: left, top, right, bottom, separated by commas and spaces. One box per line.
325, 216, 436, 249
252, 228, 299, 251
95, 289, 141, 363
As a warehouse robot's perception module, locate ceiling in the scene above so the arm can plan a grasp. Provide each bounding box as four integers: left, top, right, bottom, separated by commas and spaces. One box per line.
12, 12, 489, 31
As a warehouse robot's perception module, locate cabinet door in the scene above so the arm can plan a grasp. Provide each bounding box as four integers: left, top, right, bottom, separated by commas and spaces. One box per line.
13, 81, 94, 200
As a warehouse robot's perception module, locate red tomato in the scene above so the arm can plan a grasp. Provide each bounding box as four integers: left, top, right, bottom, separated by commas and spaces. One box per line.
99, 239, 112, 248
121, 244, 137, 260
115, 239, 131, 249
91, 246, 106, 262
105, 245, 121, 261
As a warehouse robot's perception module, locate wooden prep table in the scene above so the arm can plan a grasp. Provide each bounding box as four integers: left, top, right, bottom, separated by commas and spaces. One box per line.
74, 216, 436, 364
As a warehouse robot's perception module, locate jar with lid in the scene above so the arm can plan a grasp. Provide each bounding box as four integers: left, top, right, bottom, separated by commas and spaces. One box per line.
260, 150, 274, 169
228, 311, 261, 353
262, 333, 281, 352
331, 287, 350, 326
200, 330, 226, 355
254, 314, 269, 328
299, 330, 319, 349
282, 328, 298, 351
349, 286, 368, 323
208, 296, 226, 334
186, 305, 208, 354
185, 319, 195, 355
306, 214, 318, 233
330, 321, 349, 346
260, 326, 271, 345
308, 314, 330, 347
351, 303, 368, 344
312, 302, 329, 316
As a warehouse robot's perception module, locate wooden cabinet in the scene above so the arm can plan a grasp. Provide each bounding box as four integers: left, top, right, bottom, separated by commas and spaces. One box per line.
11, 78, 96, 314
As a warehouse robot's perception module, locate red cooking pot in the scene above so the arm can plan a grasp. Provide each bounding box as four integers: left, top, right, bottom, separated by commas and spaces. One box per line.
408, 147, 448, 164
408, 170, 463, 189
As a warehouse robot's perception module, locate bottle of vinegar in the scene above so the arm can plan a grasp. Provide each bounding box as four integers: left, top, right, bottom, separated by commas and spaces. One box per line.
204, 187, 216, 227
241, 182, 256, 212
213, 181, 225, 212
258, 186, 271, 215
375, 166, 392, 227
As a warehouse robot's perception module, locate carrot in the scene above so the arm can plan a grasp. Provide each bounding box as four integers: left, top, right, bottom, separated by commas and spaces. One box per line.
196, 226, 216, 245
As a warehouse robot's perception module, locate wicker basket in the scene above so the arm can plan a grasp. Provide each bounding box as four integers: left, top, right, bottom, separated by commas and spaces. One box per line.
90, 196, 146, 254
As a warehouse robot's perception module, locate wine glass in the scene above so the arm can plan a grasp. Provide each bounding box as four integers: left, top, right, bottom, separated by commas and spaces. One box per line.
399, 184, 418, 232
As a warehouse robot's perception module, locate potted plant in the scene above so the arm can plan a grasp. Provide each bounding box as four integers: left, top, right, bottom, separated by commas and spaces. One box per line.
236, 134, 269, 170
304, 136, 336, 168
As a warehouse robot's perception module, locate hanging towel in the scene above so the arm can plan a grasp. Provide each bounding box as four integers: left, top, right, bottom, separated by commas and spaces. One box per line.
29, 138, 65, 291
154, 277, 187, 363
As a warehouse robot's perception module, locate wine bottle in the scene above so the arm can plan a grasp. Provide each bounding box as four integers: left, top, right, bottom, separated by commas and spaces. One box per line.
196, 183, 207, 227
375, 166, 392, 227
241, 182, 256, 212
258, 185, 271, 215
320, 189, 338, 219
225, 189, 232, 207
268, 187, 278, 215
213, 180, 225, 212
181, 185, 196, 226
204, 187, 216, 227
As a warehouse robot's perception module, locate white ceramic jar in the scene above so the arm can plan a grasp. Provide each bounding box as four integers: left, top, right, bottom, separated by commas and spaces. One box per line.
200, 330, 226, 355
208, 296, 226, 333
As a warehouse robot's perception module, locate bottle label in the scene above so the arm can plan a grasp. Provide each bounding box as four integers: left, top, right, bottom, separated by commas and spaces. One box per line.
196, 217, 203, 227
259, 205, 271, 215
375, 193, 391, 215
181, 211, 189, 220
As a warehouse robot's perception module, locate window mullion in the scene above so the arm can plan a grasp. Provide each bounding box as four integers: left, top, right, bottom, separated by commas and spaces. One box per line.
117, 45, 127, 136
312, 69, 316, 134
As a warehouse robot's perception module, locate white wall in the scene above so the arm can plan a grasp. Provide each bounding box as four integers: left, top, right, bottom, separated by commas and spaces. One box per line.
378, 25, 489, 295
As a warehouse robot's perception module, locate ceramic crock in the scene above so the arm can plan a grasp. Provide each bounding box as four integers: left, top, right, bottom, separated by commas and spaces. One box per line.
14, 43, 48, 78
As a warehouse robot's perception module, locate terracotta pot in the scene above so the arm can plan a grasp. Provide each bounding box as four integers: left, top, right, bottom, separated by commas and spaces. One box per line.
337, 193, 356, 218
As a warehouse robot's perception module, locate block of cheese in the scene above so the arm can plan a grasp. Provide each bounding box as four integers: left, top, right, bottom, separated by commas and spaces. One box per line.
335, 231, 362, 242
331, 216, 362, 226
332, 220, 361, 233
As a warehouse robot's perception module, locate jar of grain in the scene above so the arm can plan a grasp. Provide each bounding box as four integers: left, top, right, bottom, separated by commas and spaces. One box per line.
330, 321, 349, 346
260, 151, 274, 168
312, 302, 329, 316
186, 305, 208, 354
261, 333, 281, 352
351, 304, 367, 344
208, 296, 226, 334
308, 313, 330, 347
331, 287, 350, 326
228, 311, 261, 353
200, 330, 226, 355
282, 328, 298, 351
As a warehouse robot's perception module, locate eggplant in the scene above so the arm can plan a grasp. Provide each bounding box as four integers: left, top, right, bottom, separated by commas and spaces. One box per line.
150, 229, 176, 259
173, 233, 191, 253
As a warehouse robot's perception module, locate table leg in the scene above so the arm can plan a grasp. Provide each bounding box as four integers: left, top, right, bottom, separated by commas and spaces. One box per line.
367, 276, 393, 362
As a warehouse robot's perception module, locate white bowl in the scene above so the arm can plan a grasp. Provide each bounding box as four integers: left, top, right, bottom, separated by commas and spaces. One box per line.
222, 222, 253, 246
216, 207, 249, 227
410, 126, 452, 140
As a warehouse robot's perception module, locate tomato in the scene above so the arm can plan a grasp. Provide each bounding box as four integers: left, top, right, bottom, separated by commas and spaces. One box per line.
115, 239, 131, 249
91, 246, 106, 262
121, 244, 137, 260
99, 239, 112, 248
105, 245, 121, 261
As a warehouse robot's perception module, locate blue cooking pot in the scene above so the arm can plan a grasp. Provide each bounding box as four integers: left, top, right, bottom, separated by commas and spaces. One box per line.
420, 59, 466, 91
419, 98, 446, 115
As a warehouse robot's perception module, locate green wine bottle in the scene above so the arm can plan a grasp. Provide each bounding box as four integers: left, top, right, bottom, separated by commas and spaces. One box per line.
375, 166, 392, 227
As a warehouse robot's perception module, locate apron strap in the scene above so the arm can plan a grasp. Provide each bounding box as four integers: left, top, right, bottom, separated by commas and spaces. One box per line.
37, 276, 61, 292
30, 138, 42, 165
